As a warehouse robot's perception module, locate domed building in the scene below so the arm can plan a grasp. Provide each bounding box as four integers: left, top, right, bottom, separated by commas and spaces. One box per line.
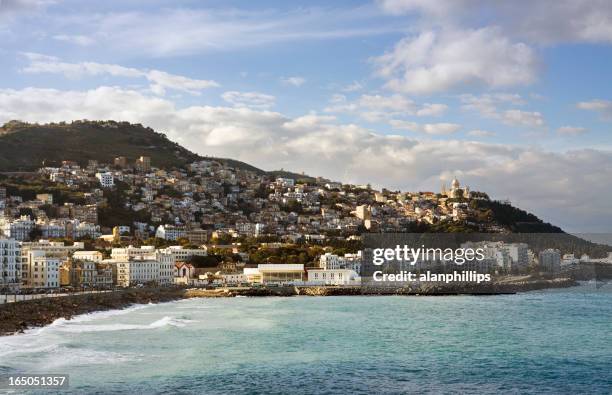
444, 177, 470, 199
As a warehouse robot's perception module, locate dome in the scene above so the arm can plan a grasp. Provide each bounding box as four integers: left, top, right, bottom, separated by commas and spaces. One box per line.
451, 178, 460, 188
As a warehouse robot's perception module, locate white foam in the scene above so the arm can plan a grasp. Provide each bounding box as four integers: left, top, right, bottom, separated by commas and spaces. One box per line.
53, 316, 196, 333
67, 304, 150, 323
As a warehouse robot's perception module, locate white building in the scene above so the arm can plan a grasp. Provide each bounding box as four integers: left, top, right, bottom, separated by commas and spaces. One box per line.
37, 220, 67, 239
244, 264, 304, 284
0, 239, 20, 291
218, 272, 246, 285
307, 269, 360, 285
160, 245, 207, 262
113, 253, 174, 287
320, 252, 341, 270
20, 240, 84, 256
71, 220, 101, 239
73, 250, 104, 263
95, 172, 114, 188
155, 225, 187, 240
319, 251, 362, 273
111, 245, 156, 261
275, 177, 295, 187
111, 246, 174, 287
0, 215, 35, 241
561, 254, 580, 266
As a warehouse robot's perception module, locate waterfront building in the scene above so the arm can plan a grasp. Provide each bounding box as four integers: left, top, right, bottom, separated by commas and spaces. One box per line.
20, 250, 60, 289
319, 251, 362, 274
70, 260, 113, 289
175, 262, 195, 279
307, 268, 360, 285
539, 249, 561, 273
243, 264, 304, 284
114, 256, 173, 287
111, 246, 174, 287
218, 272, 246, 285
0, 238, 20, 291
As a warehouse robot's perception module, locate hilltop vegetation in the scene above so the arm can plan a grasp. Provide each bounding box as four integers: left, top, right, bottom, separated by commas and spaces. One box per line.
0, 120, 262, 173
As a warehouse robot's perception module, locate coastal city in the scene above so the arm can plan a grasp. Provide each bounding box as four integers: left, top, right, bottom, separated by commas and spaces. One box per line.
0, 145, 609, 294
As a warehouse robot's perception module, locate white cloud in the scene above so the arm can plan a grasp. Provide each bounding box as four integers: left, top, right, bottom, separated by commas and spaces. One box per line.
460, 93, 526, 118
501, 110, 545, 127
577, 99, 612, 119
342, 81, 363, 92
326, 93, 448, 122
36, 7, 402, 57
467, 130, 496, 137
20, 53, 219, 95
416, 103, 447, 117
557, 126, 587, 136
281, 76, 306, 87
460, 94, 545, 129
221, 91, 276, 110
377, 0, 612, 44
390, 119, 460, 135
0, 0, 53, 16
373, 27, 538, 94
0, 86, 610, 231
146, 70, 219, 95
52, 34, 94, 46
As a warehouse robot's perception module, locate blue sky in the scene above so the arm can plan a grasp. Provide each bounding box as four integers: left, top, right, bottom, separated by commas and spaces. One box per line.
1, 0, 612, 232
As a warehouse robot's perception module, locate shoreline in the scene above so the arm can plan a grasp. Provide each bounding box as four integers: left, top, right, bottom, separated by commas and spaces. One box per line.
0, 278, 577, 336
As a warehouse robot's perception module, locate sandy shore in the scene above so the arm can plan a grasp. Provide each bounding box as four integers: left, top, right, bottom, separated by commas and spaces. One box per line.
0, 278, 577, 336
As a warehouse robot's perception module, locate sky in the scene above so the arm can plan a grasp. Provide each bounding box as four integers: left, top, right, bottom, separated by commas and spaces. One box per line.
0, 0, 612, 232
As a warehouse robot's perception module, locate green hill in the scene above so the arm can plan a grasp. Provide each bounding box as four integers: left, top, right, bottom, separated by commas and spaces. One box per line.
0, 120, 263, 173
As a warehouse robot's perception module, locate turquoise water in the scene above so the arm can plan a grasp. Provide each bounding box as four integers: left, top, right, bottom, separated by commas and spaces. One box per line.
1, 284, 611, 394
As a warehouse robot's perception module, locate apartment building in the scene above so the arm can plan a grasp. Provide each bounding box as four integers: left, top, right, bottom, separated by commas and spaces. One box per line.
0, 238, 20, 291
20, 250, 60, 289
0, 215, 35, 241
95, 172, 115, 188
307, 268, 360, 285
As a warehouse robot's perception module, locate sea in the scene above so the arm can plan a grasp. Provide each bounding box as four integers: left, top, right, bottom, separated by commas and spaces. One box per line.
0, 283, 611, 394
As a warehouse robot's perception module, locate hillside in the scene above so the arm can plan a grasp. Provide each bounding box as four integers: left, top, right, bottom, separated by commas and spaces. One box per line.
0, 120, 603, 251
0, 120, 263, 173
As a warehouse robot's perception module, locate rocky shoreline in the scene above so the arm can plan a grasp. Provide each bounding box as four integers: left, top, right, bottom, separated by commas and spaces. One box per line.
0, 278, 577, 336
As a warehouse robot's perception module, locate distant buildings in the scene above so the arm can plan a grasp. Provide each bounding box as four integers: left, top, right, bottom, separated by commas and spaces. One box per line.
160, 245, 207, 262
319, 251, 362, 273
0, 215, 35, 241
95, 172, 114, 188
155, 225, 187, 241
307, 268, 360, 285
539, 249, 561, 273
244, 264, 304, 284
135, 156, 151, 172
114, 156, 128, 168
